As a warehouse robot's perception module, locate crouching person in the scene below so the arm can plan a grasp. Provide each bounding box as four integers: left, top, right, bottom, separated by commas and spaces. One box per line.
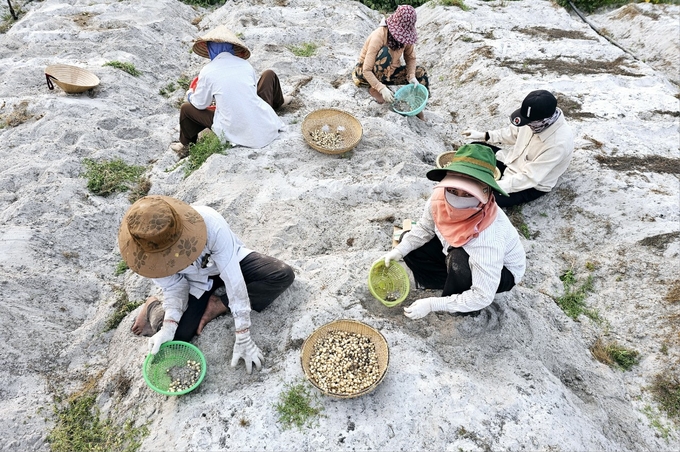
120, 196, 295, 373
381, 144, 526, 318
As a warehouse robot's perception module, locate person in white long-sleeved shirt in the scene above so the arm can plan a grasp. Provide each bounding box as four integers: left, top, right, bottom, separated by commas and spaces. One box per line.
120, 196, 294, 374
170, 26, 289, 155
381, 144, 526, 318
462, 89, 574, 207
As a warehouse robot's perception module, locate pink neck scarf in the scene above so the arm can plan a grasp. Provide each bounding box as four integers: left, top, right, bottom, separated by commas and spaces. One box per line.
430, 188, 498, 247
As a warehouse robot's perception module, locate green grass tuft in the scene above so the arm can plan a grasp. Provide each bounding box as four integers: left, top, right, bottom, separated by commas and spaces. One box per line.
47, 391, 148, 452
104, 61, 141, 77
591, 337, 640, 371
555, 268, 596, 320
184, 133, 231, 177
288, 42, 318, 57
440, 0, 468, 9
114, 260, 129, 276
177, 76, 191, 91
651, 372, 680, 423
275, 382, 324, 430
159, 82, 177, 97
105, 289, 142, 332
179, 0, 226, 6
82, 159, 147, 196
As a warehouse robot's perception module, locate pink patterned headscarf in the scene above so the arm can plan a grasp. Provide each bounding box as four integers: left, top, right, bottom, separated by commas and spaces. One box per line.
386, 5, 417, 45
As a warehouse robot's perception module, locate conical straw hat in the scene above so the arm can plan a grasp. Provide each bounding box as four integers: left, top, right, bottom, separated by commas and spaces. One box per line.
192, 25, 250, 60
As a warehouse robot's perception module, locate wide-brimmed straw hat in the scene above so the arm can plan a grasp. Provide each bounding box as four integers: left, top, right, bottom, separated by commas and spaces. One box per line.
386, 5, 418, 45
192, 25, 251, 60
427, 144, 508, 196
118, 196, 207, 278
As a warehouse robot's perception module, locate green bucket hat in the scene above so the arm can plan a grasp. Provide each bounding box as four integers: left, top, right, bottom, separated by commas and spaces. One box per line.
426, 144, 508, 196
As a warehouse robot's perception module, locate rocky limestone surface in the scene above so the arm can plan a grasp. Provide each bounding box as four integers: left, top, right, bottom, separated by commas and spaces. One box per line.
0, 0, 678, 450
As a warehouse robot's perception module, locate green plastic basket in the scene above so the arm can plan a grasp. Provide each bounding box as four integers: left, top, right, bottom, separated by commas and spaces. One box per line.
392, 84, 429, 117
368, 260, 410, 307
143, 341, 207, 396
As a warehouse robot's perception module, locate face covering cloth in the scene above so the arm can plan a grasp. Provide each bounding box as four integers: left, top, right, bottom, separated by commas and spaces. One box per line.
430, 188, 498, 247
207, 42, 235, 60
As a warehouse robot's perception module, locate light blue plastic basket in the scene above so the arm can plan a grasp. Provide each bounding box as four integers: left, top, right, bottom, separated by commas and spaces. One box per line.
392, 84, 429, 116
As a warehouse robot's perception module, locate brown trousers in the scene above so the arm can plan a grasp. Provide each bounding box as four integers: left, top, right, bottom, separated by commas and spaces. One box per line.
178, 69, 285, 145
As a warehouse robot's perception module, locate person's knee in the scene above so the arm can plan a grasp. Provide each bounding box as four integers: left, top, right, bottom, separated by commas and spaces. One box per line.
277, 263, 295, 289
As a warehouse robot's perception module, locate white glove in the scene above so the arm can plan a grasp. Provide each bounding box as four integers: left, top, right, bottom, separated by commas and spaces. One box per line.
185, 89, 194, 103
461, 130, 487, 141
408, 77, 419, 87
382, 249, 403, 268
380, 87, 394, 103
231, 330, 264, 374
403, 297, 450, 320
148, 321, 177, 355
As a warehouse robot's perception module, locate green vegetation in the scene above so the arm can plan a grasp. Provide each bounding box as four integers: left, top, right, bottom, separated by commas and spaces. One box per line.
288, 42, 318, 57
114, 260, 129, 276
356, 0, 427, 12
556, 0, 676, 13
555, 268, 599, 320
105, 289, 142, 332
177, 76, 191, 91
642, 405, 673, 439
439, 0, 468, 9
184, 132, 230, 177
104, 61, 141, 77
82, 158, 147, 197
590, 337, 640, 370
650, 372, 680, 423
127, 176, 151, 204
159, 82, 177, 97
274, 382, 324, 430
1, 2, 23, 34
180, 0, 225, 6
47, 385, 148, 452
505, 205, 532, 239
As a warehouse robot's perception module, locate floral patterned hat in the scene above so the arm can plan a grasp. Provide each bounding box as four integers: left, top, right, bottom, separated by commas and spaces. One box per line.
118, 196, 207, 278
386, 5, 418, 45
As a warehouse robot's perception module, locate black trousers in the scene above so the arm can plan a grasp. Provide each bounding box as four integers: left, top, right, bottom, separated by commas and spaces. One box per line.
403, 236, 515, 298
174, 251, 295, 342
472, 141, 549, 208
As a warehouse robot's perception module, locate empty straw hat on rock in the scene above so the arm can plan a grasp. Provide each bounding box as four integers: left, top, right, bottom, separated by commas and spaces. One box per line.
118, 196, 207, 278
192, 25, 251, 60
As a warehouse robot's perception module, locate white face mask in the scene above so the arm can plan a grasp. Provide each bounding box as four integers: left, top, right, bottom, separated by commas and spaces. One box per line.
445, 190, 480, 209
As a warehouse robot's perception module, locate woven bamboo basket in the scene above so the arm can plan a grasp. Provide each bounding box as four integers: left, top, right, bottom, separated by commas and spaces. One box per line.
436, 150, 502, 180
301, 319, 389, 399
301, 109, 362, 155
45, 64, 100, 94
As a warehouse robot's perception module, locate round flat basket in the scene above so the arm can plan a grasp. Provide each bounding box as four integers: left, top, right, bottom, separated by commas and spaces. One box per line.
302, 109, 362, 155
300, 319, 389, 399
436, 150, 502, 180
392, 84, 428, 117
45, 64, 100, 94
143, 341, 206, 396
368, 260, 410, 307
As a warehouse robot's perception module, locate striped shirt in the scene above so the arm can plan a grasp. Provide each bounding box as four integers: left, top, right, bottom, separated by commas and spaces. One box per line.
395, 198, 526, 313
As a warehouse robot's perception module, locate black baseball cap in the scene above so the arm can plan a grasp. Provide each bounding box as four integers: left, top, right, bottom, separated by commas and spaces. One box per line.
509, 90, 557, 126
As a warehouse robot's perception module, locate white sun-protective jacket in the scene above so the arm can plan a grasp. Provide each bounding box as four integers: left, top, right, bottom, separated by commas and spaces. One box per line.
488, 114, 574, 194
153, 206, 253, 331
190, 52, 284, 148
